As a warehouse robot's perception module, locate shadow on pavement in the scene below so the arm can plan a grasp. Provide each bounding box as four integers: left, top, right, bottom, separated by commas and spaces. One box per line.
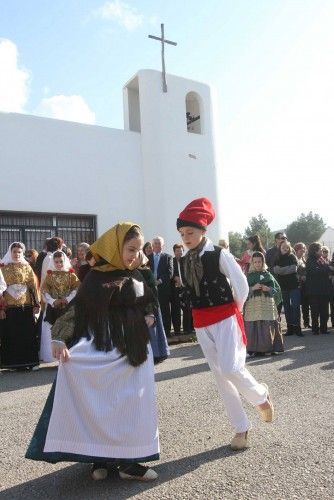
169, 342, 204, 361
246, 331, 334, 371
155, 361, 209, 382
1, 366, 57, 393
1, 445, 238, 500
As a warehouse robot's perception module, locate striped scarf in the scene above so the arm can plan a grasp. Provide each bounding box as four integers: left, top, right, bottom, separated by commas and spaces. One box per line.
183, 237, 207, 297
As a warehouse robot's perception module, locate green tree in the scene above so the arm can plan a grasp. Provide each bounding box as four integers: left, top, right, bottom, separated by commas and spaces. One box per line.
228, 231, 246, 257
286, 212, 326, 245
244, 214, 272, 248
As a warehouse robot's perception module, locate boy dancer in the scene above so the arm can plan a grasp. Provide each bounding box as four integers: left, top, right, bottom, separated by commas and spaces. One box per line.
177, 198, 274, 449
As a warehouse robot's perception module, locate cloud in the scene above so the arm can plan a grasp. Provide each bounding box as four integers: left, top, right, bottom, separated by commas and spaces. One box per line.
148, 15, 159, 27
35, 95, 96, 125
0, 38, 30, 112
0, 38, 96, 125
94, 0, 144, 31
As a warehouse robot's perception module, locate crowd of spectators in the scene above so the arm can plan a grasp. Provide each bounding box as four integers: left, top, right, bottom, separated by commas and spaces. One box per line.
1, 230, 333, 372
235, 232, 334, 336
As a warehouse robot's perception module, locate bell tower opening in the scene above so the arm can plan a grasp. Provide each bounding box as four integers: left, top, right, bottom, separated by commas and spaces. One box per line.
123, 76, 141, 132
186, 91, 202, 134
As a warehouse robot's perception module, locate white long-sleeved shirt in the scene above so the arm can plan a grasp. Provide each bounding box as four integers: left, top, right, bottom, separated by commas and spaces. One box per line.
0, 269, 7, 294
43, 289, 77, 307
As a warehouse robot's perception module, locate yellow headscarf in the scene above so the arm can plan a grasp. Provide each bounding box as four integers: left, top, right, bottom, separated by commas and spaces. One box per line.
90, 222, 140, 272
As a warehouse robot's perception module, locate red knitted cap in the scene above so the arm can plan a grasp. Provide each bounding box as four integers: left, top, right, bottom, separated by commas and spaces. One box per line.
177, 198, 215, 230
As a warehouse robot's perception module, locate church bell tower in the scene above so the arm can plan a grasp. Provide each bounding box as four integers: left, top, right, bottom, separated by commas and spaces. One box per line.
123, 69, 224, 250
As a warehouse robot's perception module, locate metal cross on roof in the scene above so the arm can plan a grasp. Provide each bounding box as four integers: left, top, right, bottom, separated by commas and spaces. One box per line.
148, 24, 177, 93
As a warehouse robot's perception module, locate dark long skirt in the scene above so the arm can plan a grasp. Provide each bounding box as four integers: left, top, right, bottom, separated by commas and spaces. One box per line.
26, 380, 159, 464
0, 306, 39, 369
149, 308, 170, 363
245, 320, 284, 354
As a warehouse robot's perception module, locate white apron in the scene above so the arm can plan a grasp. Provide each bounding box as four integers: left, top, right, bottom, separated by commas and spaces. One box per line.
39, 313, 54, 363
44, 337, 159, 459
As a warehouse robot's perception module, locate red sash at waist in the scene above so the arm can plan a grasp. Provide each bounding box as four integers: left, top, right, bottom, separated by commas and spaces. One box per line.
192, 302, 247, 346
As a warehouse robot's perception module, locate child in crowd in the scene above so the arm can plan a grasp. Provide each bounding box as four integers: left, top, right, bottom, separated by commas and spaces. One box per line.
26, 223, 159, 482
40, 251, 79, 362
176, 198, 274, 451
239, 235, 266, 274
273, 240, 303, 336
244, 252, 284, 356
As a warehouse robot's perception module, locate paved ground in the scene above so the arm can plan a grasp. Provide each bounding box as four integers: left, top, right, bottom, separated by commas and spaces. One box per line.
1, 330, 334, 500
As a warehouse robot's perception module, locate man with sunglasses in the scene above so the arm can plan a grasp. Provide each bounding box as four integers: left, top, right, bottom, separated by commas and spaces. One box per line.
266, 232, 288, 273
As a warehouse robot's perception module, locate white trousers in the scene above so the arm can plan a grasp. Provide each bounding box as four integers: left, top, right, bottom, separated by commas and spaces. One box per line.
196, 315, 267, 433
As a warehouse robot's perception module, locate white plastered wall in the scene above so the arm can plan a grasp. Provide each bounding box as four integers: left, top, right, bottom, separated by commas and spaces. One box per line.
0, 69, 224, 253
0, 113, 144, 236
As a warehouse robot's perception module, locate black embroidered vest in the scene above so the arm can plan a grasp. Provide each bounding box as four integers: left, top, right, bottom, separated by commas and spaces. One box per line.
181, 246, 234, 309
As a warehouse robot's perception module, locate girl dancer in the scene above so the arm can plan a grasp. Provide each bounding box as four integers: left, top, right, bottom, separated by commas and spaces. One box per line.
26, 223, 159, 481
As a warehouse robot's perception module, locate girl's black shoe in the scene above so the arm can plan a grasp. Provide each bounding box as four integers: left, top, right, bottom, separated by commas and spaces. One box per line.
119, 463, 158, 481
91, 463, 108, 480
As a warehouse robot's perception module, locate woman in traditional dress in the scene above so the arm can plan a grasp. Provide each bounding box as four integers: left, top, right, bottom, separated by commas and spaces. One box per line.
0, 242, 40, 370
244, 252, 284, 356
40, 251, 79, 363
26, 223, 159, 482
40, 237, 64, 287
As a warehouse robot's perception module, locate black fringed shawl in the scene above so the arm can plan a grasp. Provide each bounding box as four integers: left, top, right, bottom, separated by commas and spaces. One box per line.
73, 269, 157, 367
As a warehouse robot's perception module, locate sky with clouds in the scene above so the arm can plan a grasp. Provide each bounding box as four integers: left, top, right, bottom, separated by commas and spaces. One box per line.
0, 0, 333, 234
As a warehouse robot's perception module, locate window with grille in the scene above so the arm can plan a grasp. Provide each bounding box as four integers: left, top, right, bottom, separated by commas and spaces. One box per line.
0, 211, 97, 255
186, 91, 202, 134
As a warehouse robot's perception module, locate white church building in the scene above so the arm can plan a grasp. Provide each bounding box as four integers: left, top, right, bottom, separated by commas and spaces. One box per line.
0, 69, 224, 254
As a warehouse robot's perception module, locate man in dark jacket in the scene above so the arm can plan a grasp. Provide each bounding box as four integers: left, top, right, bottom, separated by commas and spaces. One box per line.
265, 232, 287, 272
149, 237, 173, 336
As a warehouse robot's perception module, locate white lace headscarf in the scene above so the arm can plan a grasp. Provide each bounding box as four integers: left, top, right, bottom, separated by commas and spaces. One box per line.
47, 251, 72, 272
1, 242, 27, 265
1, 243, 29, 300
